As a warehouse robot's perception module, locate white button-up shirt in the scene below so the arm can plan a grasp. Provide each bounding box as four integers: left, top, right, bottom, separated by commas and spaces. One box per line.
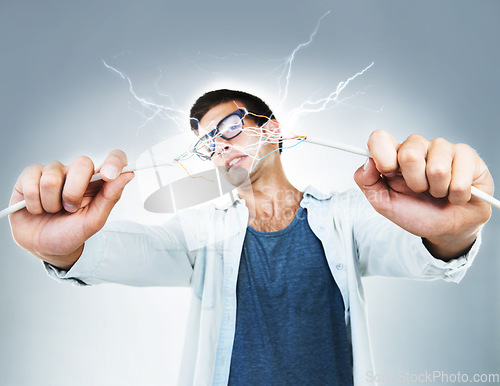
46, 187, 479, 385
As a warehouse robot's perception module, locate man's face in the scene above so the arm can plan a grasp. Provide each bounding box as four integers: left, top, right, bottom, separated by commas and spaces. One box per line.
198, 101, 278, 186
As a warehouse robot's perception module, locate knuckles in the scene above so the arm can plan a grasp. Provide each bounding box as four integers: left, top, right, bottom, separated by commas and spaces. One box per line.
367, 129, 395, 149
61, 191, 81, 205
454, 143, 475, 157
39, 171, 64, 191
449, 182, 470, 197
23, 186, 40, 201
26, 205, 44, 216
371, 129, 399, 139
429, 137, 450, 148
22, 163, 43, 174
369, 129, 390, 141
428, 187, 449, 199
406, 133, 426, 143
397, 147, 423, 165
23, 188, 44, 215
447, 191, 470, 206
72, 155, 95, 171
374, 163, 397, 175
426, 164, 451, 180
447, 180, 473, 206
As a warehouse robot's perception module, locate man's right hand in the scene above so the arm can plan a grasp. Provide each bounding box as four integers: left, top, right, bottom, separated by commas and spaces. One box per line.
8, 150, 134, 270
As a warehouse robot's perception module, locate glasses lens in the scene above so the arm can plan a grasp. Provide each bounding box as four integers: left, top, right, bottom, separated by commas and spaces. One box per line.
194, 135, 215, 160
194, 110, 244, 160
218, 113, 243, 139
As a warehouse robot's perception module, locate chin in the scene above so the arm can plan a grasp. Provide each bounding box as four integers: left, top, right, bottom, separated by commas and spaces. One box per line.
218, 165, 250, 187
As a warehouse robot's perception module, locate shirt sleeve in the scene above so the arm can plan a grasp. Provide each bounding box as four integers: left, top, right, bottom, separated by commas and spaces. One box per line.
349, 190, 480, 283
44, 212, 201, 287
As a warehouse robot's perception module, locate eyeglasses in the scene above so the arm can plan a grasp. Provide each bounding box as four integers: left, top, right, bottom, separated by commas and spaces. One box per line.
194, 109, 246, 160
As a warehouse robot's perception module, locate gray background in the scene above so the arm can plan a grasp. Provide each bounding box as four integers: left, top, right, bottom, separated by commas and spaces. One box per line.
1, 0, 499, 385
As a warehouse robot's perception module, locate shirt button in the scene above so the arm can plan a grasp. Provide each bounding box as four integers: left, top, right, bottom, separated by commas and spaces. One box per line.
229, 267, 234, 274
319, 225, 325, 231
336, 264, 344, 270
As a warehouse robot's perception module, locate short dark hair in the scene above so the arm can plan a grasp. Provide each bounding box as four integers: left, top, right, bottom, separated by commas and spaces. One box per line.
189, 89, 282, 153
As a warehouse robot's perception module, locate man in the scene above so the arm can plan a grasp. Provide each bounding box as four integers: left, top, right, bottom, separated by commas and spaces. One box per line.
9, 89, 494, 385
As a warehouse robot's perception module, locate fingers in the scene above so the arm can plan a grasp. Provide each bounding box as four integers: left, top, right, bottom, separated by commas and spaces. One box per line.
353, 158, 392, 215
14, 150, 130, 216
97, 149, 128, 181
62, 156, 95, 212
398, 134, 429, 193
15, 164, 44, 214
368, 130, 484, 205
448, 144, 477, 205
39, 161, 66, 213
399, 137, 473, 202
85, 172, 135, 233
424, 138, 453, 198
367, 130, 399, 175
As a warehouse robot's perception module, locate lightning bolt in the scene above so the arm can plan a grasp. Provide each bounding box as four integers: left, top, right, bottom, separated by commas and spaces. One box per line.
277, 10, 331, 109
102, 10, 378, 178
287, 61, 375, 122
154, 68, 177, 107
102, 60, 189, 136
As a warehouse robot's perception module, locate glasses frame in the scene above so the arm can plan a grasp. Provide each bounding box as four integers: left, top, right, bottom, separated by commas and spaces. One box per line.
194, 109, 246, 161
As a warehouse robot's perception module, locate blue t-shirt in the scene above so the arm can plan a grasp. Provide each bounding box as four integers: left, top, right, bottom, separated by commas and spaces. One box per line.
228, 206, 353, 385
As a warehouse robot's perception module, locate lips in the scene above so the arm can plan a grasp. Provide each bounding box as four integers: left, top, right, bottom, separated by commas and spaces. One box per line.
225, 155, 247, 171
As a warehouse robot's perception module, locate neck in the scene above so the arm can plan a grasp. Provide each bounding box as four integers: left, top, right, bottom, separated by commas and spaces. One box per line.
236, 155, 303, 231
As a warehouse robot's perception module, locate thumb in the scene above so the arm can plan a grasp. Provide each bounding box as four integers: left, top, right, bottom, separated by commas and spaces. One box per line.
353, 158, 391, 214
84, 172, 135, 235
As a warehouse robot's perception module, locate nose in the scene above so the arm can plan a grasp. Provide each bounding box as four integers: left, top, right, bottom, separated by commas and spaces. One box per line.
213, 137, 232, 155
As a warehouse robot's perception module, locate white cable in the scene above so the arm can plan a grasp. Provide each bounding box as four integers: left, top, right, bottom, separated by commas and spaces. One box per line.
470, 186, 500, 210
304, 136, 371, 157
0, 200, 26, 220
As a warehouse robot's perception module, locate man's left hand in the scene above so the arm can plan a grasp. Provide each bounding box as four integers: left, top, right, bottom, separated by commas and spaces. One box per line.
353, 130, 494, 260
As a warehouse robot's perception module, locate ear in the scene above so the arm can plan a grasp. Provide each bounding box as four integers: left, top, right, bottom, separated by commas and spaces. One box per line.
262, 119, 281, 145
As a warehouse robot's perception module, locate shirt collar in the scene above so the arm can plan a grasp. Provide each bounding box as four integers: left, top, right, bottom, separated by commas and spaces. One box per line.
214, 190, 245, 211
213, 185, 331, 211
302, 185, 331, 201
